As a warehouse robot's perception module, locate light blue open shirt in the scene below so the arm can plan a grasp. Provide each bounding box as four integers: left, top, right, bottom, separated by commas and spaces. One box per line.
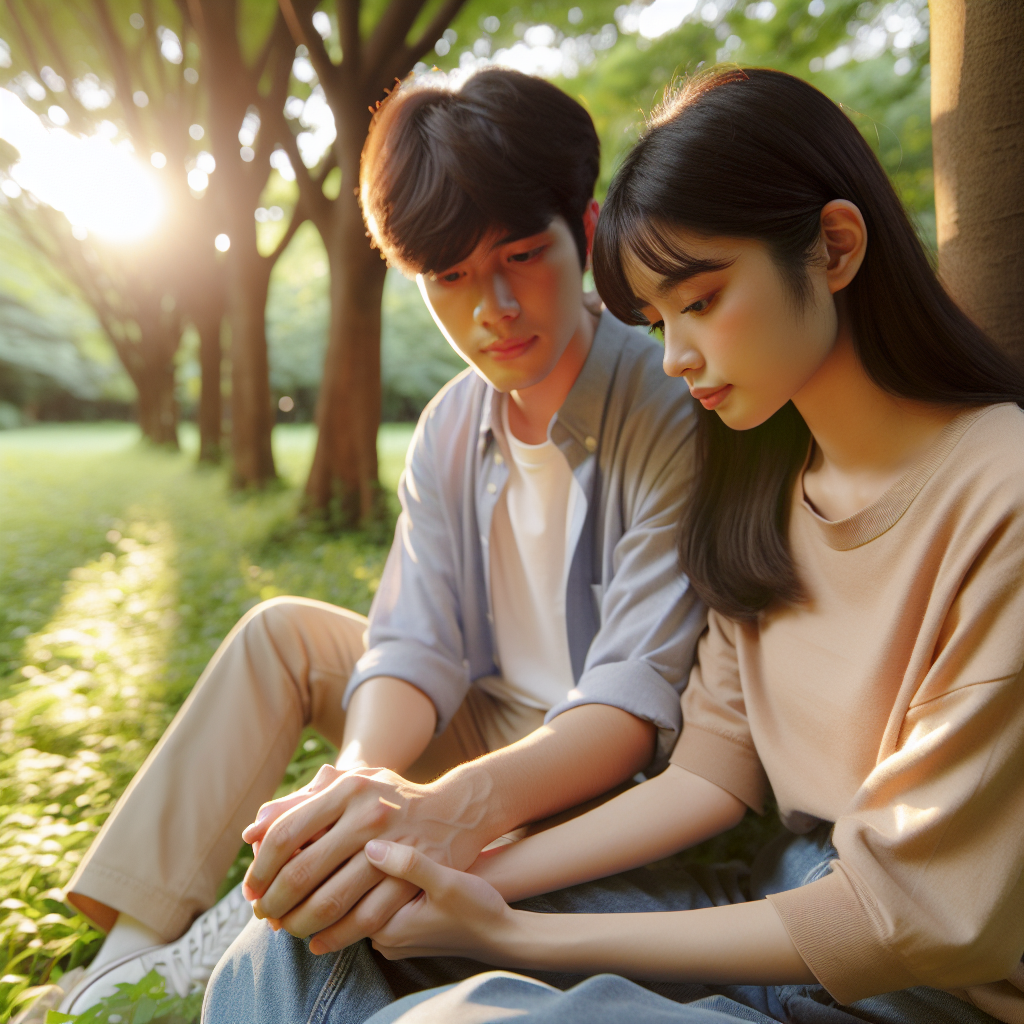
345, 310, 706, 769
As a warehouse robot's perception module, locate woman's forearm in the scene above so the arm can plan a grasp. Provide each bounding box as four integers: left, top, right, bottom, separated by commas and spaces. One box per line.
474, 765, 746, 902
501, 899, 815, 985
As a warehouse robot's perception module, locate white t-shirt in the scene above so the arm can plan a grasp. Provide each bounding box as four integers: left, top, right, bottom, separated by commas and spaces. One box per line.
484, 398, 578, 710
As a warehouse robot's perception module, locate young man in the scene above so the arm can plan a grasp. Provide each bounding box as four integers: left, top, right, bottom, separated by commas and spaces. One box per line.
60, 68, 701, 1014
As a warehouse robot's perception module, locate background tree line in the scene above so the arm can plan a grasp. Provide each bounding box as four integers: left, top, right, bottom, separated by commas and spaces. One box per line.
0, 0, 1019, 524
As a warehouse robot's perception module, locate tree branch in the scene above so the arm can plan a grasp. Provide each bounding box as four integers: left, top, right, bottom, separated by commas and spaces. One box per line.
2, 0, 43, 82
89, 0, 150, 145
368, 0, 467, 99
337, 0, 360, 77
278, 0, 342, 104
268, 205, 308, 263
361, 0, 424, 85
21, 1, 80, 107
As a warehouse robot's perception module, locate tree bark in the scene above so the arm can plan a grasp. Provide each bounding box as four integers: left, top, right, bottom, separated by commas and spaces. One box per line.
228, 245, 277, 487
930, 0, 1024, 365
195, 307, 224, 463
132, 357, 179, 447
304, 106, 387, 525
281, 0, 469, 527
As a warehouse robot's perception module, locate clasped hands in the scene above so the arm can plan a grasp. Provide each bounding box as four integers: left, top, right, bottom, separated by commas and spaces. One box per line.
240, 763, 515, 958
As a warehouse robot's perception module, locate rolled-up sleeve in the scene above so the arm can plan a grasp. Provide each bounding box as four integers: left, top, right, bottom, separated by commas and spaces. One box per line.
547, 408, 706, 771
344, 411, 471, 732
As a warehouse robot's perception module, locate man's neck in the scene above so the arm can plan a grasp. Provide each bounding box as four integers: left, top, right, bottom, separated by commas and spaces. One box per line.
507, 304, 598, 444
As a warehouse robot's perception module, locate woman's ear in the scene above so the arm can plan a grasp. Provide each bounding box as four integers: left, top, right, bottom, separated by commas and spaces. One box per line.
819, 199, 867, 294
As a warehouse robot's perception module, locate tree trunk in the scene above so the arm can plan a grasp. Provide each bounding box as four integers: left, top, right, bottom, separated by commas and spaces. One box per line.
228, 244, 277, 487
305, 115, 387, 526
133, 358, 179, 447
196, 308, 224, 464
930, 0, 1024, 365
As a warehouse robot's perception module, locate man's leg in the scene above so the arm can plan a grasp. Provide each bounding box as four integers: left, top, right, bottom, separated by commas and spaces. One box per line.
65, 596, 368, 941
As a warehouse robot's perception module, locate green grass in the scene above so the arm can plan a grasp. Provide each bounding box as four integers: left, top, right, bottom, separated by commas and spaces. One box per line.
0, 421, 412, 1022
0, 420, 780, 1023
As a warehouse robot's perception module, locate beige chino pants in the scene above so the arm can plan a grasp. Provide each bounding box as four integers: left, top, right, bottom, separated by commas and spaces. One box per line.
65, 596, 545, 941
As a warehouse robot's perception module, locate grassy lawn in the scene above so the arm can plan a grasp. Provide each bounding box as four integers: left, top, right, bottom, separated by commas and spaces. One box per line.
0, 420, 780, 1023
0, 421, 412, 1022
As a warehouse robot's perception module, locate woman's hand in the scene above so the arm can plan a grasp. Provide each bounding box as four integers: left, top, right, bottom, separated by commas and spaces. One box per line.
364, 839, 520, 962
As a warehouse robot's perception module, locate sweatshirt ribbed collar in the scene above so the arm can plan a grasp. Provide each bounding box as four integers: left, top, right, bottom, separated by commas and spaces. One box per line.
799, 405, 996, 551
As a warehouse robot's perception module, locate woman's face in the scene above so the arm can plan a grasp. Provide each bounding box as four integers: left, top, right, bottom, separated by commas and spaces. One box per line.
628, 231, 839, 430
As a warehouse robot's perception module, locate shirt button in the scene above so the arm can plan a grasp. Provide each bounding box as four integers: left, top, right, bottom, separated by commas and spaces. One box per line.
584, 436, 597, 452
486, 482, 497, 494
494, 453, 504, 466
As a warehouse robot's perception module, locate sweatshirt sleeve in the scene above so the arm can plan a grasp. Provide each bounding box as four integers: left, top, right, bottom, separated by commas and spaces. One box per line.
669, 612, 769, 814
768, 501, 1024, 1003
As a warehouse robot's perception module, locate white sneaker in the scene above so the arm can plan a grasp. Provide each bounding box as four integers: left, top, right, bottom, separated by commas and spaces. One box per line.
59, 884, 254, 1015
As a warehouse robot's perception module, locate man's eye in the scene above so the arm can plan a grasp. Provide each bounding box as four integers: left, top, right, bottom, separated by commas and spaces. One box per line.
509, 245, 544, 264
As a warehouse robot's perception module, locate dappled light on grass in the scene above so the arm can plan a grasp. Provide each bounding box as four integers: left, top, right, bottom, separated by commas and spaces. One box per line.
0, 523, 179, 1018
0, 422, 409, 1020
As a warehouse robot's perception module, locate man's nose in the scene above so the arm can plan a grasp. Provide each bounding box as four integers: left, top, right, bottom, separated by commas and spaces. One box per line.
473, 273, 519, 327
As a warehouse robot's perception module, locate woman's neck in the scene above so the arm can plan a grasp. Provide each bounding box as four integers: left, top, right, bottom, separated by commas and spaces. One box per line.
794, 325, 962, 522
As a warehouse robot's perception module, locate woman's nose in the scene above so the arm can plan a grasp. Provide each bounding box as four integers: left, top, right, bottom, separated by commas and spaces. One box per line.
473, 273, 519, 327
662, 330, 703, 379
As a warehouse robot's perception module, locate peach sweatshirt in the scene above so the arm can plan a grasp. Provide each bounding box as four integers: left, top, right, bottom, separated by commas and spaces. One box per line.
670, 403, 1024, 1020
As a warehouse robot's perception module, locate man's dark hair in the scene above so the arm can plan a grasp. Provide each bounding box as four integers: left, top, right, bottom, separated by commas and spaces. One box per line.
360, 68, 600, 275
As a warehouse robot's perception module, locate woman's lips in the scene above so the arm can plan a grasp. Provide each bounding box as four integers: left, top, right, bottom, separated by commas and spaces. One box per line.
482, 336, 537, 362
690, 383, 733, 410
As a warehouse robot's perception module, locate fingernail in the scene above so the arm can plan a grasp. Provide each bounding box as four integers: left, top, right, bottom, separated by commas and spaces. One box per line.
365, 839, 387, 862
241, 824, 256, 841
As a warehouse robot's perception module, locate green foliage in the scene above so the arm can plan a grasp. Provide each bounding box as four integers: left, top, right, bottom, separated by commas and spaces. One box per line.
0, 422, 413, 1022
45, 969, 202, 1023
261, 227, 465, 422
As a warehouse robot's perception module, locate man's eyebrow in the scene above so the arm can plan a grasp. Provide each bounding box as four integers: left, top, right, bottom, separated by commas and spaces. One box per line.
655, 258, 734, 294
489, 229, 547, 252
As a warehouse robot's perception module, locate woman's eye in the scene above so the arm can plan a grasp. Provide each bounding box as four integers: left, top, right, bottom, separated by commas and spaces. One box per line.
647, 320, 664, 336
440, 271, 461, 283
683, 296, 712, 314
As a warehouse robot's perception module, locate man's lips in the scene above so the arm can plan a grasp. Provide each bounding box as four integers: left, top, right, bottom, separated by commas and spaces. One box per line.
689, 383, 733, 410
481, 335, 537, 361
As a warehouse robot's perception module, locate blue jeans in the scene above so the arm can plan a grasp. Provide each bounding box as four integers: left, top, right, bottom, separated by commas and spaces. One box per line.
203, 826, 997, 1024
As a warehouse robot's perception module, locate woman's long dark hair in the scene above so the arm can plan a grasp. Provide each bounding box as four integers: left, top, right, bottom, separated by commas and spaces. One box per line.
593, 67, 1024, 621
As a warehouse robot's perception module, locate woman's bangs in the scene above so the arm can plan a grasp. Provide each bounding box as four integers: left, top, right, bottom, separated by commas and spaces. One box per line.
595, 203, 729, 326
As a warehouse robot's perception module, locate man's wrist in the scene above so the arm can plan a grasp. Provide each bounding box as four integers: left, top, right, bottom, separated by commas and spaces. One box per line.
419, 762, 505, 865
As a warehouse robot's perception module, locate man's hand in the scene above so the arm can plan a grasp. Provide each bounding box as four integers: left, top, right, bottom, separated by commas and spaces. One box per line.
240, 764, 494, 953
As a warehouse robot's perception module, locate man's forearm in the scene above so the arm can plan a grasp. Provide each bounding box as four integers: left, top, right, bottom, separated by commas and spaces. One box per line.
434, 703, 657, 852
337, 676, 437, 772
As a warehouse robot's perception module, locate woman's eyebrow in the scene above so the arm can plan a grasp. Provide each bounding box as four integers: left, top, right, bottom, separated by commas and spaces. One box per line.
656, 257, 735, 294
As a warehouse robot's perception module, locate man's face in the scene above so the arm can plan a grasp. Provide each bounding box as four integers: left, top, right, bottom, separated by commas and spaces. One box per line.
417, 216, 588, 394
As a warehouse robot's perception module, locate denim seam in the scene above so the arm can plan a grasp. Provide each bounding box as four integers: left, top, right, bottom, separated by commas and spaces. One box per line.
306, 944, 359, 1024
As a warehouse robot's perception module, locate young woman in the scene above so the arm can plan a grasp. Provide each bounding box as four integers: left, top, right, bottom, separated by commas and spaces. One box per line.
204, 69, 1022, 1024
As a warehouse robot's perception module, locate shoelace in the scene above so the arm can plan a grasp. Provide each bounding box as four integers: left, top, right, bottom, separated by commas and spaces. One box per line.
140, 886, 253, 997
